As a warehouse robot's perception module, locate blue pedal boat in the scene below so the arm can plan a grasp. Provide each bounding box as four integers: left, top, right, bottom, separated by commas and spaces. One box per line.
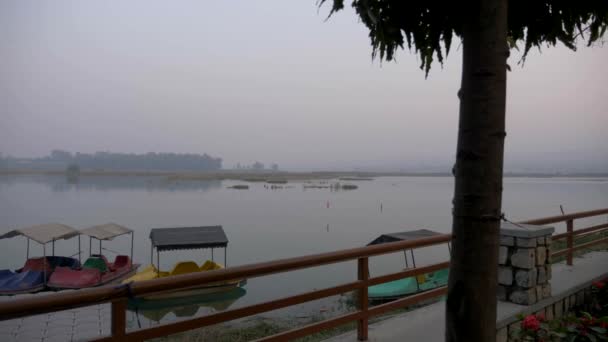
0, 223, 82, 295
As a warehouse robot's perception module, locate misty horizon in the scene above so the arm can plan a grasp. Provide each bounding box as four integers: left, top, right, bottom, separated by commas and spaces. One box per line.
1, 1, 607, 172
1, 148, 606, 174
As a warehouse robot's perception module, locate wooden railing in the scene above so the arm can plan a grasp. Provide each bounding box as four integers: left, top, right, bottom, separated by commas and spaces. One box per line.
0, 234, 451, 341
522, 208, 608, 266
0, 208, 606, 341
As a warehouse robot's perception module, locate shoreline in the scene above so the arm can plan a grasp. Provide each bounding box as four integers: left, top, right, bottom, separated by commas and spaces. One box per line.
0, 169, 606, 180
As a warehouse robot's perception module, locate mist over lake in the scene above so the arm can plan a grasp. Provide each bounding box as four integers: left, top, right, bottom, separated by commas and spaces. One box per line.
1, 174, 606, 324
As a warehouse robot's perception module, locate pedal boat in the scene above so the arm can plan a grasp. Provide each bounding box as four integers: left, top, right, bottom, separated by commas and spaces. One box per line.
367, 229, 450, 302
0, 223, 82, 295
47, 223, 139, 289
123, 226, 246, 300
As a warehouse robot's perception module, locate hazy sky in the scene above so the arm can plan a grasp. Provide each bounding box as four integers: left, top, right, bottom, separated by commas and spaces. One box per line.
1, 1, 607, 171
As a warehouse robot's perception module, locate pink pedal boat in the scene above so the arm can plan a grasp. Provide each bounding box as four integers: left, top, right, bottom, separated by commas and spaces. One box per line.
48, 223, 139, 289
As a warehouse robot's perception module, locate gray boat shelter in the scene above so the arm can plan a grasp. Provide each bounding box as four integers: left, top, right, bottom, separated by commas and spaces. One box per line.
149, 225, 229, 268
367, 229, 448, 269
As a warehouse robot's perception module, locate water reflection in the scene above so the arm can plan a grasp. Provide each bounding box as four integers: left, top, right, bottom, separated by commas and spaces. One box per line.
0, 175, 222, 193
128, 287, 246, 324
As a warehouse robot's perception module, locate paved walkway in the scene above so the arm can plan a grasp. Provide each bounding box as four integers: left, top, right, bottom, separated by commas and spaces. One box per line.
1, 252, 606, 341
325, 251, 608, 342
0, 292, 111, 342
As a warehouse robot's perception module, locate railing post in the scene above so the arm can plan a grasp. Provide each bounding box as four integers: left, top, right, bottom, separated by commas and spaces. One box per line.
566, 219, 574, 266
357, 257, 369, 341
111, 299, 127, 341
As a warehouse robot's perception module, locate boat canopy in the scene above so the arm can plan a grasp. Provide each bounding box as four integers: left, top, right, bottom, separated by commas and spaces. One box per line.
367, 229, 443, 246
150, 226, 228, 251
80, 223, 132, 240
0, 223, 79, 244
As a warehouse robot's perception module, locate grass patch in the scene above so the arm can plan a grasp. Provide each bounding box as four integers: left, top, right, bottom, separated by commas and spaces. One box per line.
155, 294, 445, 342
153, 319, 284, 342
551, 229, 608, 263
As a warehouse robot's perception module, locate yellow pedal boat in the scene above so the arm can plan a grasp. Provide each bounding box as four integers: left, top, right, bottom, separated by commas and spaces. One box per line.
124, 226, 246, 300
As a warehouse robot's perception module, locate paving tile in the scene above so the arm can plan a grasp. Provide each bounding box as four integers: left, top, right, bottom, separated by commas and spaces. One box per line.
43, 332, 73, 342
14, 329, 44, 342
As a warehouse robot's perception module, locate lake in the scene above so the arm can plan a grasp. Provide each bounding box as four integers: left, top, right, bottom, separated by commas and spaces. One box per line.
0, 174, 606, 326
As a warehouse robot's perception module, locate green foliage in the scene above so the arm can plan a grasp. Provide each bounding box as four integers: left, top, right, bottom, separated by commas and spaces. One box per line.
514, 312, 608, 341
321, 1, 608, 75
514, 280, 608, 341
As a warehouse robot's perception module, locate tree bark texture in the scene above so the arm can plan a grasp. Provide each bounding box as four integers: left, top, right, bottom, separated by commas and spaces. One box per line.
445, 0, 508, 341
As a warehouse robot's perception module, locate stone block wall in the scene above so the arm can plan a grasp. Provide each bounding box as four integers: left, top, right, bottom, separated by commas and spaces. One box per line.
497, 223, 555, 305
497, 285, 598, 342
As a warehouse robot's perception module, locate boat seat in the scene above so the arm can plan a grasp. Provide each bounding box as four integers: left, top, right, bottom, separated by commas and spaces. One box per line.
416, 274, 426, 284
48, 256, 81, 269
170, 261, 199, 276
200, 260, 223, 271
113, 255, 130, 269
0, 270, 14, 277
83, 257, 108, 273
430, 268, 449, 279
22, 258, 47, 272
92, 254, 116, 271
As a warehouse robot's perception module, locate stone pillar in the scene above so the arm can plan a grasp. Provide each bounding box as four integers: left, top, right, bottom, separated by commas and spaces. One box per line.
497, 222, 554, 305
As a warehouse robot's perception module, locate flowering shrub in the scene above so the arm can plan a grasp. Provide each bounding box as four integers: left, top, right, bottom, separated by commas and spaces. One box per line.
522, 314, 542, 331
592, 280, 608, 317
514, 279, 608, 341
515, 312, 608, 341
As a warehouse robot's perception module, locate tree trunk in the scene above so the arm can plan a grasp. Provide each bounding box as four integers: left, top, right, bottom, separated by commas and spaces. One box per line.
445, 0, 508, 341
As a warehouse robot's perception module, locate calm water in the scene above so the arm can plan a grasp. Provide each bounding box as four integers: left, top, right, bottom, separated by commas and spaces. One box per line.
1, 175, 607, 325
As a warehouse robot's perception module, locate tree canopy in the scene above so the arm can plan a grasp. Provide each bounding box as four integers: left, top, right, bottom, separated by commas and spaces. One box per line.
322, 1, 608, 74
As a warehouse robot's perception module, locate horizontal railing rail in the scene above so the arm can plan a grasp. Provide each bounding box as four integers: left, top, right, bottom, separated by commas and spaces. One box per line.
0, 234, 452, 342
0, 207, 606, 341
521, 208, 608, 225
522, 208, 608, 266
0, 234, 450, 320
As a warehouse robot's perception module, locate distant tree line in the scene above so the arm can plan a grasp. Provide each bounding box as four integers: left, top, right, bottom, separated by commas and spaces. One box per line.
234, 162, 279, 171
0, 150, 222, 171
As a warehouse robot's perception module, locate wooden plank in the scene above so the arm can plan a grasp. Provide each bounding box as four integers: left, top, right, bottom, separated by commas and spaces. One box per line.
111, 300, 127, 341
255, 311, 365, 342
571, 236, 608, 253
357, 257, 369, 341
2, 206, 606, 341
367, 261, 450, 287
257, 286, 448, 341
553, 222, 608, 240
572, 223, 608, 237
122, 281, 364, 340
567, 219, 574, 266
367, 286, 448, 317
123, 261, 451, 340
521, 208, 608, 225
126, 234, 452, 298
552, 249, 568, 257
0, 285, 129, 321
0, 234, 451, 320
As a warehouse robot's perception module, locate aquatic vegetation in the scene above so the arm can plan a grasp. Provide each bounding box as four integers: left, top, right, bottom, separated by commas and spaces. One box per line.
227, 185, 249, 190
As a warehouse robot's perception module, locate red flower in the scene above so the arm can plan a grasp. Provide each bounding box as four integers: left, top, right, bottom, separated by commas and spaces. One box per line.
593, 281, 605, 289
600, 321, 608, 329
522, 315, 540, 331
536, 313, 545, 322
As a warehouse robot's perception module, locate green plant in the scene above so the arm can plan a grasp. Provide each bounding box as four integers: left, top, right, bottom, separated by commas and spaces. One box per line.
514, 312, 608, 341
591, 280, 608, 317
514, 281, 608, 341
